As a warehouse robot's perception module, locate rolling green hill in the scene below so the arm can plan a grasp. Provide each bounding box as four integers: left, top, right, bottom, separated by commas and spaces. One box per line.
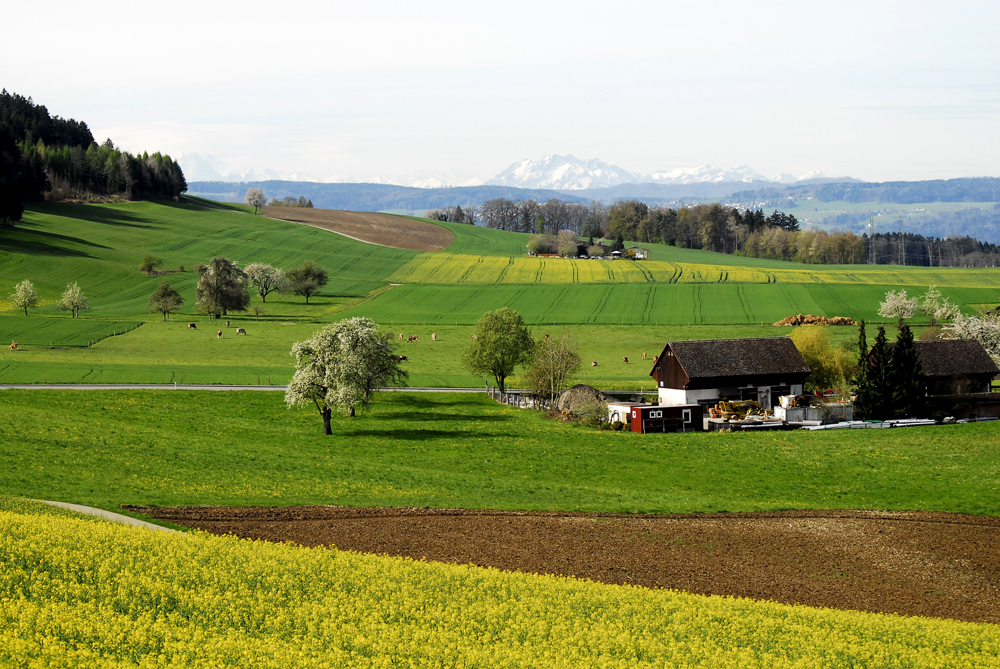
2, 199, 998, 386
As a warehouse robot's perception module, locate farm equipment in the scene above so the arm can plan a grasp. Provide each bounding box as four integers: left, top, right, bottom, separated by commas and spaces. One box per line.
712, 400, 771, 421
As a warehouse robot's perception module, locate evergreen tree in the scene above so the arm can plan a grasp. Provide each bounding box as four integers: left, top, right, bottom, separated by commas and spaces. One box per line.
890, 323, 926, 418
853, 320, 874, 419
866, 326, 893, 419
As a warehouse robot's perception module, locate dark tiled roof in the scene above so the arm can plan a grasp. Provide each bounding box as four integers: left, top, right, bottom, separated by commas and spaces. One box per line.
664, 337, 811, 379
911, 340, 999, 378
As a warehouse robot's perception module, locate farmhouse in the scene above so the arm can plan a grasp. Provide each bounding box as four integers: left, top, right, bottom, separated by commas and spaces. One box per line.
899, 339, 999, 395
648, 337, 810, 410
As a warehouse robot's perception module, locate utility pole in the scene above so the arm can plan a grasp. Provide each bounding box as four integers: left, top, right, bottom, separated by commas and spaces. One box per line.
897, 219, 905, 266
867, 217, 877, 265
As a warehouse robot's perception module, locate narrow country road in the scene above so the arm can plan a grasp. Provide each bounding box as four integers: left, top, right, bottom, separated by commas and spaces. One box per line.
0, 384, 486, 392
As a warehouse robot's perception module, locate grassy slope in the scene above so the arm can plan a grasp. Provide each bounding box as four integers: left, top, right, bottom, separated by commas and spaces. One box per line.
2, 201, 998, 386
2, 390, 998, 516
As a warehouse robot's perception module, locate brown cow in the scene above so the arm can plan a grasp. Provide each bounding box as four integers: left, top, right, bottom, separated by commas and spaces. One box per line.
642, 352, 647, 360
591, 361, 598, 367
217, 330, 223, 339
188, 323, 197, 329
399, 333, 404, 340
407, 335, 419, 342
398, 354, 408, 361
236, 327, 247, 335
9, 341, 18, 351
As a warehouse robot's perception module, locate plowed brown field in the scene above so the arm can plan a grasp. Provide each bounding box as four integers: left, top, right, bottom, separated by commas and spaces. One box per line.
264, 208, 454, 251
131, 505, 1000, 624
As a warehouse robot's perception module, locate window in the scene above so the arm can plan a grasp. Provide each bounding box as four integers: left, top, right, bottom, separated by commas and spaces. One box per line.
682, 409, 691, 424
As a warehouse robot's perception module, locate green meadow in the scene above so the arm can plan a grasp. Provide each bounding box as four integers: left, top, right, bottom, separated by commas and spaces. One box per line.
1, 198, 998, 387
2, 390, 998, 516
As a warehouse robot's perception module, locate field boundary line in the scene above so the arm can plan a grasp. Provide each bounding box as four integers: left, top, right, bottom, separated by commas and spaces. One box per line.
28, 499, 179, 533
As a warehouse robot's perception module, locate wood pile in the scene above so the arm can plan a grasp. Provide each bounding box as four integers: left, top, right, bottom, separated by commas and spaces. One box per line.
773, 314, 858, 326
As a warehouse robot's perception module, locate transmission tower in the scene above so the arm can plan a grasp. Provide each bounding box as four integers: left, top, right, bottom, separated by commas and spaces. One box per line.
898, 221, 906, 265
867, 217, 876, 265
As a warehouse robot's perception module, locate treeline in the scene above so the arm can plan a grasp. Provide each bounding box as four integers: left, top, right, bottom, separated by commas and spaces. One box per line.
431, 196, 998, 266
267, 195, 314, 208
0, 90, 186, 225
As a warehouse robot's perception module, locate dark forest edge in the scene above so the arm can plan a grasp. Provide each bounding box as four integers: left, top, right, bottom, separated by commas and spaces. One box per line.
0, 90, 186, 226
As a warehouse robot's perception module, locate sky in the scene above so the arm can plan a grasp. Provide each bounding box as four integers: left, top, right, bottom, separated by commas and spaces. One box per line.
3, 0, 999, 185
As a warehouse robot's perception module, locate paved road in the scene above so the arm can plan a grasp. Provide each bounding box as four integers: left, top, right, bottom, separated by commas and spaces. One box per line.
0, 384, 486, 392
29, 500, 179, 533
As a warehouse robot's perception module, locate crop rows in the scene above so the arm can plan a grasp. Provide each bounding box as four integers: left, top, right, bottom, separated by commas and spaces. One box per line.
389, 252, 1000, 288
2, 500, 996, 669
344, 283, 1000, 325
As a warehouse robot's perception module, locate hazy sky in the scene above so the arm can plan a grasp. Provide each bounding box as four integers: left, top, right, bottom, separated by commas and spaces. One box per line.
4, 0, 998, 184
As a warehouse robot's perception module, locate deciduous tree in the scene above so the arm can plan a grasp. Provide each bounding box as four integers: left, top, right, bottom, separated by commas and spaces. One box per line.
285, 317, 407, 433
245, 187, 267, 215
148, 281, 183, 321
524, 334, 581, 402
286, 261, 328, 304
462, 307, 534, 393
10, 279, 39, 315
245, 262, 287, 303
878, 289, 918, 320
57, 282, 90, 318
196, 257, 249, 317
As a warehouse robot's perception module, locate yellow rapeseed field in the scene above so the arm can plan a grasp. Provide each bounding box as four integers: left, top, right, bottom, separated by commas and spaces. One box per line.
389, 253, 1000, 288
2, 500, 998, 668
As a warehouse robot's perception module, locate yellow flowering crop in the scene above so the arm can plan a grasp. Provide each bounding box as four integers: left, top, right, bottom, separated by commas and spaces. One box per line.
1, 500, 998, 668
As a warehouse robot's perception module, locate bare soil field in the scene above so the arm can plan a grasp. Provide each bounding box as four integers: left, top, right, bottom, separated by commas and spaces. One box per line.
264, 208, 454, 251
131, 505, 1000, 624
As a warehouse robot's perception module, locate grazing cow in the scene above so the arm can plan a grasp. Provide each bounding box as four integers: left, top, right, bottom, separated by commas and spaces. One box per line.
407, 335, 419, 342
398, 354, 408, 361
591, 361, 598, 367
642, 352, 647, 360
9, 341, 17, 351
217, 330, 223, 339
431, 333, 437, 341
399, 333, 404, 340
236, 327, 247, 335
471, 334, 477, 340
225, 321, 230, 328
188, 323, 197, 329
623, 356, 629, 364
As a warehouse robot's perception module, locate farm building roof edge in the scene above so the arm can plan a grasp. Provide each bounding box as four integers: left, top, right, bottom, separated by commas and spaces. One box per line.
649, 337, 812, 381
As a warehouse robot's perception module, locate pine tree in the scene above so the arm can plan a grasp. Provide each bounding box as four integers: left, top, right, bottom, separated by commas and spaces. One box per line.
867, 326, 893, 420
852, 320, 874, 419
890, 323, 926, 418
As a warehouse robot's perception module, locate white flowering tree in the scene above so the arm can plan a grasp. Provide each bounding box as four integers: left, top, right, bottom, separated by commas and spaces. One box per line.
245, 187, 267, 215
10, 279, 39, 316
918, 285, 961, 325
57, 282, 90, 318
285, 317, 407, 433
244, 263, 287, 303
878, 289, 918, 320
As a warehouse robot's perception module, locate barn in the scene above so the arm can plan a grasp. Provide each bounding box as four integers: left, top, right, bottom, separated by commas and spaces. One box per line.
902, 339, 999, 395
648, 337, 811, 410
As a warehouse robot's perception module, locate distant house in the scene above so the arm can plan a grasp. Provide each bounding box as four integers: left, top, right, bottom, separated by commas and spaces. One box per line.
892, 339, 999, 395
648, 337, 811, 409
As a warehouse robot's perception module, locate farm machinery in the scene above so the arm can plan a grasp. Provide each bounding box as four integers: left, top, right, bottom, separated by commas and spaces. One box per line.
710, 400, 772, 421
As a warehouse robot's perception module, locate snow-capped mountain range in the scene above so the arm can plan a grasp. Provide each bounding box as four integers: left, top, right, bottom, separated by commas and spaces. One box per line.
486, 155, 835, 190
181, 152, 841, 190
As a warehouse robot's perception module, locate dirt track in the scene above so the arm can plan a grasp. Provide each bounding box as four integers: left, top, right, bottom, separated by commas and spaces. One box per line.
264, 208, 454, 251
130, 505, 1000, 624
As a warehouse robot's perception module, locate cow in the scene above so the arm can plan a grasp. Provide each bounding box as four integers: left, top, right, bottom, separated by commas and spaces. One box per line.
623, 356, 629, 364
188, 323, 197, 329
398, 354, 408, 361
399, 333, 404, 340
471, 334, 477, 340
217, 330, 223, 339
407, 335, 419, 342
8, 341, 17, 351
591, 361, 598, 367
431, 333, 437, 341
236, 327, 247, 335
225, 321, 230, 328
642, 352, 647, 360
